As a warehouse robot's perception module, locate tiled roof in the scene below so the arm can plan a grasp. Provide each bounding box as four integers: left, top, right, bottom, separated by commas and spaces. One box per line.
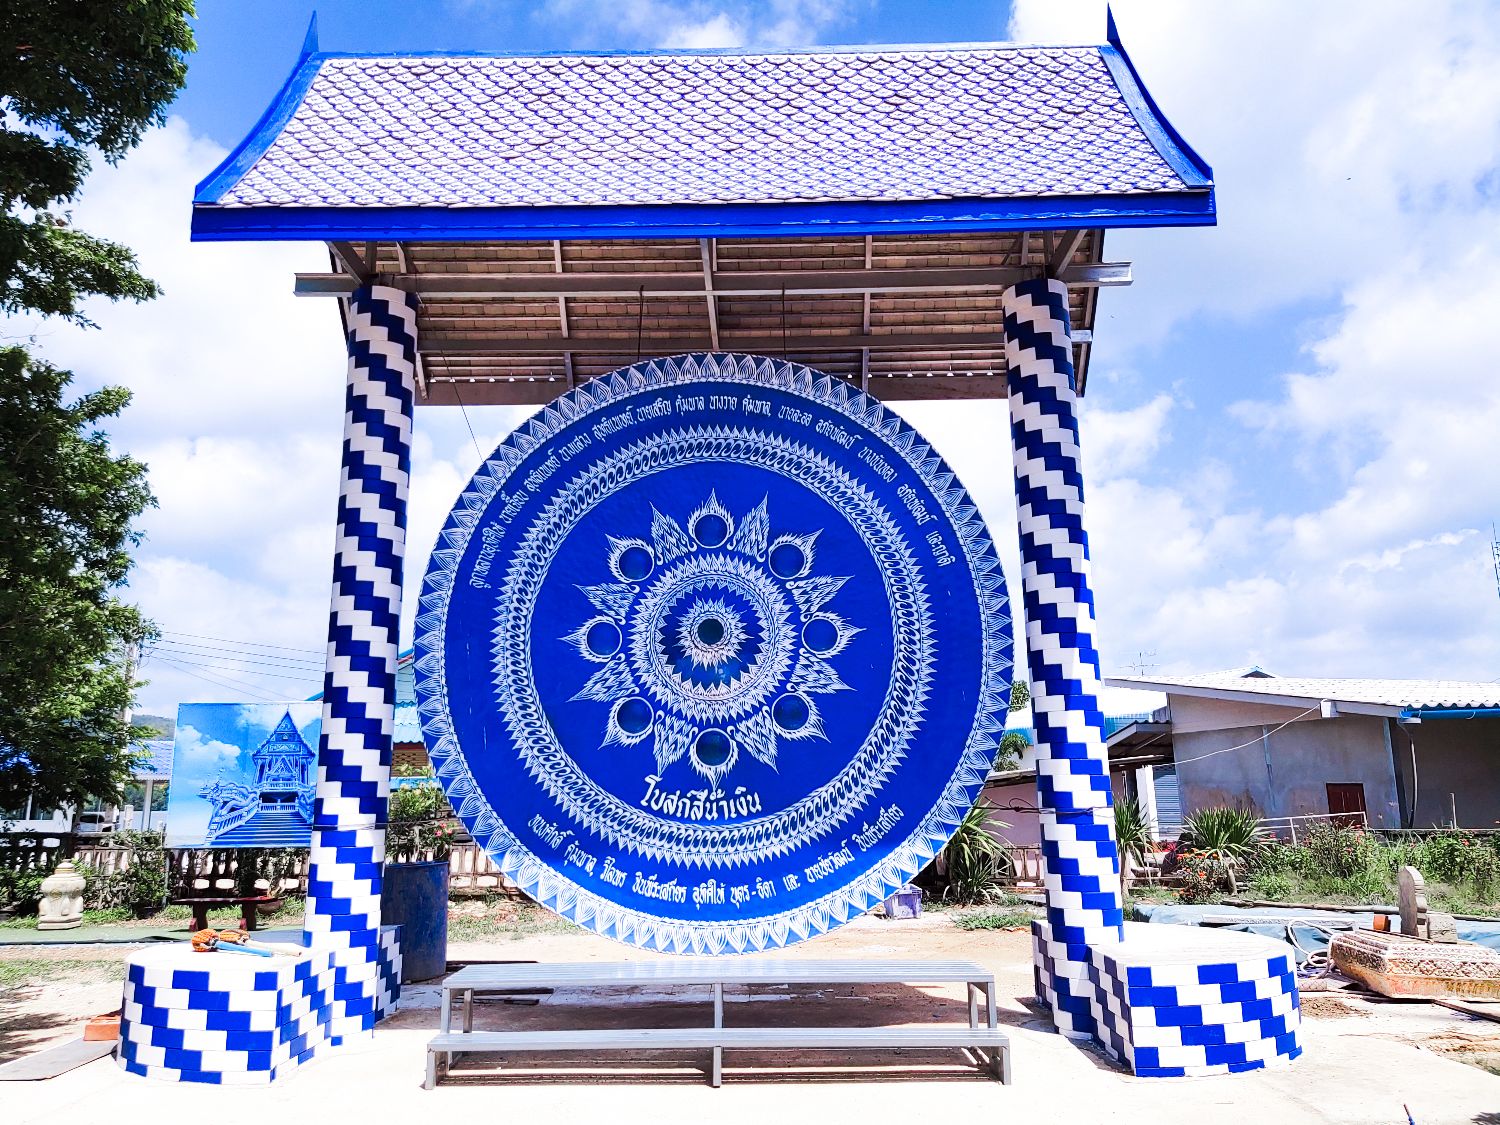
204, 45, 1206, 212
137, 739, 175, 778
1107, 669, 1500, 713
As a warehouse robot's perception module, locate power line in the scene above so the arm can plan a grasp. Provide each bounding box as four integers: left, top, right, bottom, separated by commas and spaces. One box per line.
151, 649, 324, 685
152, 640, 325, 673
149, 656, 288, 703
160, 630, 324, 657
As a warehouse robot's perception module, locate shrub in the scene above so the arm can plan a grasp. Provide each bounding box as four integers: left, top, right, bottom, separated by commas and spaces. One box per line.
1248, 870, 1294, 900
1179, 806, 1266, 867
1304, 823, 1381, 880
1415, 832, 1500, 894
0, 866, 48, 913
387, 769, 459, 864
1176, 852, 1231, 904
1246, 839, 1298, 876
110, 831, 168, 918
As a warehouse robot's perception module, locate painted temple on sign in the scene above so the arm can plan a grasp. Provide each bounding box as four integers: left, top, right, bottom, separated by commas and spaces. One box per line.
199, 711, 316, 846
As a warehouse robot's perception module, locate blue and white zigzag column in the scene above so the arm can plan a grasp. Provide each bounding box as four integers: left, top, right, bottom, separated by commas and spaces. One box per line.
1004, 276, 1124, 1040
304, 284, 417, 1041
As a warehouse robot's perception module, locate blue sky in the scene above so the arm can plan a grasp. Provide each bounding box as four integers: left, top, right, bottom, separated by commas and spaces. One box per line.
11, 0, 1500, 714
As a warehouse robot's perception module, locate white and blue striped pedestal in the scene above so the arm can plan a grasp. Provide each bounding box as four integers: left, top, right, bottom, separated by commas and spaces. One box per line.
1033, 920, 1301, 1077
1086, 923, 1301, 1077
304, 284, 418, 1044
1004, 276, 1122, 1040
1006, 277, 1301, 1076
118, 929, 402, 1085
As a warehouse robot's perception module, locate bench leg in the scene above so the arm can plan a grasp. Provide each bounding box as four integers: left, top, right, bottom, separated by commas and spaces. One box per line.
993, 1043, 1011, 1084
464, 989, 474, 1034
440, 988, 453, 1075
424, 1049, 437, 1090
985, 981, 998, 1029
967, 983, 979, 1029
711, 982, 723, 1087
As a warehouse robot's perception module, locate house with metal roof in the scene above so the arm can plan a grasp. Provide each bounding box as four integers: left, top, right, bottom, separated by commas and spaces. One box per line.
1107, 668, 1500, 833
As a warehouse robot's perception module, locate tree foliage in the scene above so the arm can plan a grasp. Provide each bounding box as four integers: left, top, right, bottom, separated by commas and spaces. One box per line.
1, 1, 195, 320
993, 678, 1031, 770
0, 349, 156, 812
0, 3, 192, 813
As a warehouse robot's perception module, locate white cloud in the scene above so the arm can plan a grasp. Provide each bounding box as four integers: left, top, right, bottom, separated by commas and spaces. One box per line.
13, 2, 1500, 724
993, 1, 1500, 687
1084, 394, 1172, 480
535, 0, 860, 48
172, 725, 240, 763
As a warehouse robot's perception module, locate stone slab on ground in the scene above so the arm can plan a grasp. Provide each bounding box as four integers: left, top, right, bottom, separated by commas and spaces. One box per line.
0, 1039, 115, 1081
1331, 929, 1500, 1000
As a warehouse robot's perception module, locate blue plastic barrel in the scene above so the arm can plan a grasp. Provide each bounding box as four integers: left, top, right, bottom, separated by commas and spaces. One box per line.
381, 860, 449, 981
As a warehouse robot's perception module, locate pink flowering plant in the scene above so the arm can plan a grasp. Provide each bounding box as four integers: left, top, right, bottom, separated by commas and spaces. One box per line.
386, 766, 459, 864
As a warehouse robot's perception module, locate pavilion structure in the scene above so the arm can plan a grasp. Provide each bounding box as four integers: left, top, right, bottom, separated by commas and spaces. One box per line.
116, 10, 1300, 1088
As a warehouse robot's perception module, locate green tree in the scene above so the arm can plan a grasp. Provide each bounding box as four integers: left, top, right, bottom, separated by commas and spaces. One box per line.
0, 3, 193, 812
0, 349, 156, 812
2, 1, 195, 321
994, 678, 1032, 770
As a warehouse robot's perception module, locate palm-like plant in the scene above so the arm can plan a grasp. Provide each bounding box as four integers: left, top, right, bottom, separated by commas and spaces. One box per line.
1178, 806, 1265, 867
942, 801, 1007, 903
1114, 797, 1154, 868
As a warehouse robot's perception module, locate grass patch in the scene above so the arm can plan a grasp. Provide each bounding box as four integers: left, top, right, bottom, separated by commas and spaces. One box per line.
0, 957, 124, 992
447, 899, 578, 942
952, 908, 1036, 931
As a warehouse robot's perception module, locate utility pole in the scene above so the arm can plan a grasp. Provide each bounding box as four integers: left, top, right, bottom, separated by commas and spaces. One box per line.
1491, 523, 1500, 606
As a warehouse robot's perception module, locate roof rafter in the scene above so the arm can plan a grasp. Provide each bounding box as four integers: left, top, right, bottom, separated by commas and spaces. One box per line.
294, 261, 1130, 299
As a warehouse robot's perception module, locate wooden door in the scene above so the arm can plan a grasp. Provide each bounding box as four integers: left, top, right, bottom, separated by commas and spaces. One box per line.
1326, 783, 1367, 827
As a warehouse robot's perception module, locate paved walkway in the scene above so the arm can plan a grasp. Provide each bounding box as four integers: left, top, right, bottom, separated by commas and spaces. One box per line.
5, 918, 1499, 1122
6, 1003, 1499, 1124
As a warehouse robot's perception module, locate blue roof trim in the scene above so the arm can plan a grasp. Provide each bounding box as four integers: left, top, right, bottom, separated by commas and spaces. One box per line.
1099, 23, 1213, 187
193, 45, 324, 204
191, 192, 1214, 243
1401, 707, 1500, 720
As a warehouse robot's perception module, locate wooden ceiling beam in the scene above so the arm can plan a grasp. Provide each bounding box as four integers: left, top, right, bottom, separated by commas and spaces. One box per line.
418, 328, 1089, 356
294, 261, 1131, 298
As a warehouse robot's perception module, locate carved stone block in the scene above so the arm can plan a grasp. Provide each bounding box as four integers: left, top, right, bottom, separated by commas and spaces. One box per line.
1331, 929, 1500, 999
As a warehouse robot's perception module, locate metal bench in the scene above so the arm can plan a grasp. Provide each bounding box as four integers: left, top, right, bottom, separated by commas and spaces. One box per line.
425, 959, 1008, 1088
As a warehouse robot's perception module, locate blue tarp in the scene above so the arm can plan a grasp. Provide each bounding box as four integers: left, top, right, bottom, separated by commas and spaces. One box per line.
1133, 902, 1500, 963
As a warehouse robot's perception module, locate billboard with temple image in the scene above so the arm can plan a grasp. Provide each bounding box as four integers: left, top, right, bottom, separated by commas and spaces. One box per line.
163, 703, 321, 849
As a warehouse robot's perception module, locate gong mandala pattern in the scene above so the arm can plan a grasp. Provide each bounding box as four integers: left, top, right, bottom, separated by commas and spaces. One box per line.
413, 353, 1013, 955
566, 494, 856, 787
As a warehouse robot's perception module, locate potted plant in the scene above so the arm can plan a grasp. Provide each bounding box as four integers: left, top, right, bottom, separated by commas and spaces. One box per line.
382, 767, 455, 982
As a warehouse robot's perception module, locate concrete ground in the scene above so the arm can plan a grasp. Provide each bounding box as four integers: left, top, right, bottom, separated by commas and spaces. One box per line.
5, 914, 1500, 1124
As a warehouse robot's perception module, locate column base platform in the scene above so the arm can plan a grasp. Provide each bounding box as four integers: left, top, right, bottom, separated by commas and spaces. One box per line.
1033, 919, 1302, 1077
118, 925, 401, 1085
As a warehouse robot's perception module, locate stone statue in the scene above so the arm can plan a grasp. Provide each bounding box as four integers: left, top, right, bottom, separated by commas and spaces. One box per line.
1398, 865, 1458, 943
1397, 865, 1426, 937
36, 860, 85, 930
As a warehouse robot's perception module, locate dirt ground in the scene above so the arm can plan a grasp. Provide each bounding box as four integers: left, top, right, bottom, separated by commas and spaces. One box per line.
6, 911, 1500, 1123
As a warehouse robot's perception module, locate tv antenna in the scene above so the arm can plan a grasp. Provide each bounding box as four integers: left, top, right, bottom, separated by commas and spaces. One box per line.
1127, 650, 1158, 676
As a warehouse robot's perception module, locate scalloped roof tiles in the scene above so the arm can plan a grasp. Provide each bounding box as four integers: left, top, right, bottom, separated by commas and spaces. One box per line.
1109, 670, 1500, 712
213, 46, 1197, 209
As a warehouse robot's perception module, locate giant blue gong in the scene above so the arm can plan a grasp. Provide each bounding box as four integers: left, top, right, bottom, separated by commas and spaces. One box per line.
413, 353, 1012, 953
